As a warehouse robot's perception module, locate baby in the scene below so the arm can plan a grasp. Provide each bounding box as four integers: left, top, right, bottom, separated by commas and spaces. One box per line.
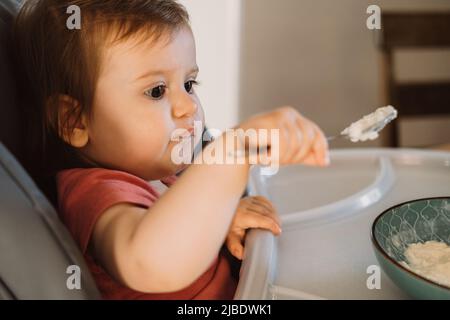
13, 0, 329, 299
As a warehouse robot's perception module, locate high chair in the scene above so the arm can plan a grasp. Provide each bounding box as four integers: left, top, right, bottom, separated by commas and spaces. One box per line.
0, 0, 100, 299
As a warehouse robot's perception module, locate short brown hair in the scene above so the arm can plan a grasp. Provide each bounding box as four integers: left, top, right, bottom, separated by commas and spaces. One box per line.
13, 0, 189, 204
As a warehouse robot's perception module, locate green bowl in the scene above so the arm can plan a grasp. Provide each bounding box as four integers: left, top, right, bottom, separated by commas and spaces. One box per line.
371, 197, 450, 300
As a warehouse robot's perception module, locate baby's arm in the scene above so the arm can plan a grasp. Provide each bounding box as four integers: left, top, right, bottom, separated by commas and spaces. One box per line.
90, 106, 329, 294
91, 138, 249, 293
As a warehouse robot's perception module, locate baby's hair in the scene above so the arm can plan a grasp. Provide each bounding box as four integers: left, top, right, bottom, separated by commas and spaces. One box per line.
12, 0, 190, 204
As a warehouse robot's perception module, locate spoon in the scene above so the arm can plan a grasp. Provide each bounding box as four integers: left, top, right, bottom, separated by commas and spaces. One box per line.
328, 106, 398, 142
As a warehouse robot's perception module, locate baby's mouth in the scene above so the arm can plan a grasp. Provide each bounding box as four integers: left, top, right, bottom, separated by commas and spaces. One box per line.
170, 130, 195, 153
169, 131, 195, 167
170, 122, 204, 155
171, 132, 194, 143
171, 125, 199, 143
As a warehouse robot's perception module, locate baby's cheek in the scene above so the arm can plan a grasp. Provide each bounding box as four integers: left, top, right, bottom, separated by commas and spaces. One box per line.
138, 124, 171, 155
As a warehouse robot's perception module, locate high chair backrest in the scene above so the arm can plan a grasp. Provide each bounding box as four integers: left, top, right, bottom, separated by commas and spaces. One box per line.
0, 0, 100, 299
0, 0, 23, 160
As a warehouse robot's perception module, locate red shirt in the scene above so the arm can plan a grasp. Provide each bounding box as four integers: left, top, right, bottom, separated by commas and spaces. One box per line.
56, 168, 237, 299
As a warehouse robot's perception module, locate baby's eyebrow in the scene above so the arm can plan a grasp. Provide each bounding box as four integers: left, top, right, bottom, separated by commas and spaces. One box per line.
134, 66, 199, 82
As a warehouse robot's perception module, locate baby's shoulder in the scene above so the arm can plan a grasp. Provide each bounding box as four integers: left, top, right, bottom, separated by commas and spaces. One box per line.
57, 167, 146, 188
57, 167, 131, 182
56, 167, 156, 202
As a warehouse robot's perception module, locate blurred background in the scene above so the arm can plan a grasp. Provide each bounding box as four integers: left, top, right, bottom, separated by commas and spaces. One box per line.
180, 0, 450, 150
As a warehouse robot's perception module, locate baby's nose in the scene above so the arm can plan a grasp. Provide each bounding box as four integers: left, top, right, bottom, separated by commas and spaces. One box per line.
172, 92, 198, 118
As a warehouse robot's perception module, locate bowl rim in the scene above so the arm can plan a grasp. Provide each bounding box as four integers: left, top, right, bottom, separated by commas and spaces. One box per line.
370, 196, 450, 291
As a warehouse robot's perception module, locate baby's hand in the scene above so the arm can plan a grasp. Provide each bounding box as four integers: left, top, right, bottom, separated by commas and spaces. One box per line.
226, 196, 281, 260
237, 106, 330, 167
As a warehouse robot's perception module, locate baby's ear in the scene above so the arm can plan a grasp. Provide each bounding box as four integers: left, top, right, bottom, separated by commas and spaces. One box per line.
56, 94, 89, 148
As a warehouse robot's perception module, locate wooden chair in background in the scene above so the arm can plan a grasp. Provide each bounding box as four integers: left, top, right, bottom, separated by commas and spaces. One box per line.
379, 12, 450, 147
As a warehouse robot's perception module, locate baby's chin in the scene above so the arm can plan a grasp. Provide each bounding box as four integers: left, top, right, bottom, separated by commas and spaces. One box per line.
154, 158, 190, 179
140, 134, 198, 180
166, 138, 196, 173
175, 162, 190, 174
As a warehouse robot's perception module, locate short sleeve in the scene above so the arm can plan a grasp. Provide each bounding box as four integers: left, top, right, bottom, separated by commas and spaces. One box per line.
56, 168, 159, 253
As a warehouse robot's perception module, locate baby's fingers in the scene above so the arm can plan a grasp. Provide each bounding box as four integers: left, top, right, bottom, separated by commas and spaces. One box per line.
250, 196, 281, 225
293, 117, 329, 167
246, 211, 282, 235
292, 115, 314, 163
311, 123, 330, 167
226, 232, 244, 260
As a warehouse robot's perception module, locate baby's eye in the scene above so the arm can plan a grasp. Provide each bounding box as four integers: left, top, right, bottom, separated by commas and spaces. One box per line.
184, 80, 198, 94
145, 85, 166, 100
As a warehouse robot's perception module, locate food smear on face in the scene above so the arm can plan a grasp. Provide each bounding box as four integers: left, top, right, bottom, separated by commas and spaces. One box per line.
341, 106, 398, 142
400, 241, 450, 288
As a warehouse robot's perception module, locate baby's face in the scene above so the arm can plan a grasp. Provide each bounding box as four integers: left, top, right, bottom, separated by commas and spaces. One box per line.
82, 27, 204, 180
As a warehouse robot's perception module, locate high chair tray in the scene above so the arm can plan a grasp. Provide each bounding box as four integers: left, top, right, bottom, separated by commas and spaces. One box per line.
234, 148, 450, 299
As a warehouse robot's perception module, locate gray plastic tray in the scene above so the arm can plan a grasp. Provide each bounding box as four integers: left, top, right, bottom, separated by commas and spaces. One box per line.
234, 148, 450, 300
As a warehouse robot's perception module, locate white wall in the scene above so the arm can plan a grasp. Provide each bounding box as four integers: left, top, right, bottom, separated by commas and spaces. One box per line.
179, 0, 241, 132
